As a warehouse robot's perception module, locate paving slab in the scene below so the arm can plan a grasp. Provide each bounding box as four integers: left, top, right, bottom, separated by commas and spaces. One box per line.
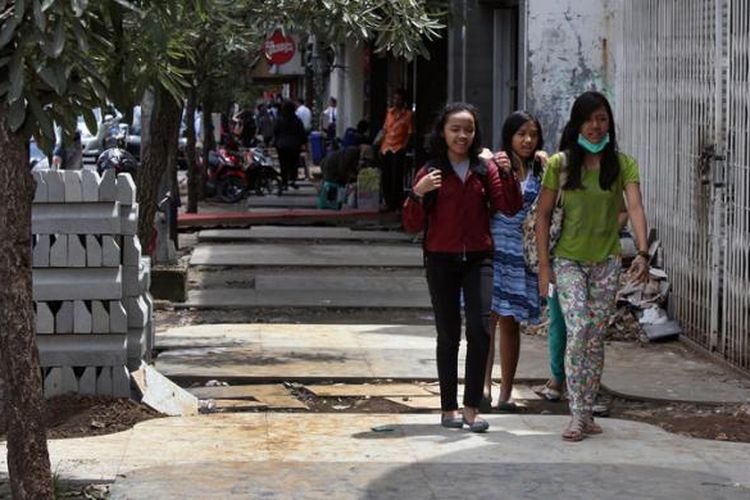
181, 288, 432, 309
188, 268, 424, 291
198, 226, 413, 243
154, 324, 549, 382
190, 243, 422, 268
188, 383, 289, 400
2, 413, 746, 499
602, 340, 750, 403
155, 324, 750, 403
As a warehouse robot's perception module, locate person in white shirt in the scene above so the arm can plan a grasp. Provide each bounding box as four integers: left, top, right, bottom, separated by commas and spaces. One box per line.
321, 97, 338, 142
295, 99, 312, 133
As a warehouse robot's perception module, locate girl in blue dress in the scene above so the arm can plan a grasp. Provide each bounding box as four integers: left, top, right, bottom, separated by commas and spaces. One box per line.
482, 111, 547, 411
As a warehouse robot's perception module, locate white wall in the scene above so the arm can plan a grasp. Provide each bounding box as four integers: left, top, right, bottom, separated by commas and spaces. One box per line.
525, 0, 617, 149
329, 43, 365, 136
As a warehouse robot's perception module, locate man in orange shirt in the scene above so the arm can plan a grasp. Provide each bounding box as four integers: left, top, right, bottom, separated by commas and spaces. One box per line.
379, 88, 413, 211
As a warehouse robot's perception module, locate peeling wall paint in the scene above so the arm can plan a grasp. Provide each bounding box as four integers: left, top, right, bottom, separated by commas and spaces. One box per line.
526, 0, 617, 149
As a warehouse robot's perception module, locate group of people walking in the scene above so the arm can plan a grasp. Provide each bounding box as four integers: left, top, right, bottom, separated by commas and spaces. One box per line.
403, 91, 650, 441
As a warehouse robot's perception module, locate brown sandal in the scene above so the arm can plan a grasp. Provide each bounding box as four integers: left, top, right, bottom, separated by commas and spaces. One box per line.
562, 415, 586, 442
583, 414, 603, 435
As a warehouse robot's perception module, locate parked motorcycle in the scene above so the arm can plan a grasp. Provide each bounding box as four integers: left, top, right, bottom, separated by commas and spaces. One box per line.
205, 145, 280, 203
95, 147, 139, 177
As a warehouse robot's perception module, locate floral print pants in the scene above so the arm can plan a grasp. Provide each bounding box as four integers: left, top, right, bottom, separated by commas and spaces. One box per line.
554, 256, 620, 416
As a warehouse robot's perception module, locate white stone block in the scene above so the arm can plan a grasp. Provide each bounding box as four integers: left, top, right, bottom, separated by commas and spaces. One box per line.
79, 367, 97, 395
110, 300, 127, 333
33, 171, 48, 203
33, 234, 51, 268
116, 173, 136, 205
127, 327, 148, 363
99, 168, 117, 202
96, 367, 113, 396
124, 259, 150, 297
33, 267, 123, 302
56, 301, 73, 334
92, 300, 109, 333
44, 368, 64, 397
62, 170, 83, 202
131, 364, 199, 416
68, 234, 86, 267
37, 334, 127, 367
127, 296, 148, 328
112, 365, 130, 397
44, 367, 78, 398
86, 235, 102, 267
81, 169, 101, 202
32, 202, 121, 235
73, 300, 92, 334
122, 235, 142, 266
119, 203, 139, 235
50, 235, 67, 267
102, 236, 121, 267
46, 170, 65, 202
35, 302, 55, 334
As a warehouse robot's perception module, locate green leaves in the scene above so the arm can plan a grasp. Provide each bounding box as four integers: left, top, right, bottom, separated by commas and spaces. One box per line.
7, 96, 26, 131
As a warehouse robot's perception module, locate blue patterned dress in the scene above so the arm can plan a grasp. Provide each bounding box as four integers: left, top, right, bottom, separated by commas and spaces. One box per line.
490, 172, 541, 322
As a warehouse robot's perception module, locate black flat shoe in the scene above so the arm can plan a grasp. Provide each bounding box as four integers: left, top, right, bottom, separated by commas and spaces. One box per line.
440, 415, 464, 429
462, 415, 490, 433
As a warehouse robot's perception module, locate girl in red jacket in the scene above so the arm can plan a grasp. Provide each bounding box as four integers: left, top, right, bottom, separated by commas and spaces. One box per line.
402, 102, 522, 432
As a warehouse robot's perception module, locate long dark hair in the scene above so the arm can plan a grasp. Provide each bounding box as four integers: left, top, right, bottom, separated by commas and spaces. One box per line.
558, 91, 619, 191
501, 110, 544, 178
427, 102, 484, 170
279, 100, 297, 122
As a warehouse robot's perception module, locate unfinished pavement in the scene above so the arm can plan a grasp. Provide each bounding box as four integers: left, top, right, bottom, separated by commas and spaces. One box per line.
4, 225, 749, 499
2, 413, 749, 500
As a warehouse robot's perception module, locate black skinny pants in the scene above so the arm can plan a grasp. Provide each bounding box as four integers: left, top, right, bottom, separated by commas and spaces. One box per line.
381, 149, 406, 210
425, 253, 493, 412
277, 148, 301, 188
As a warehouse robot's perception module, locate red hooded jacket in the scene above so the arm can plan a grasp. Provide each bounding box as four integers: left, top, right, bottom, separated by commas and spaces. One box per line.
402, 158, 522, 255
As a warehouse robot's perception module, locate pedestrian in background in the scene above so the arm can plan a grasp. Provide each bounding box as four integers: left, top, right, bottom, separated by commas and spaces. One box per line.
295, 99, 313, 180
52, 130, 83, 170
402, 102, 522, 432
536, 91, 649, 441
274, 100, 307, 195
378, 88, 413, 211
321, 97, 338, 144
257, 104, 276, 147
480, 111, 548, 413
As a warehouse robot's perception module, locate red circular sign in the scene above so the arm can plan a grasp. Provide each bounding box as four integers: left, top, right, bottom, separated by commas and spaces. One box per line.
264, 30, 296, 66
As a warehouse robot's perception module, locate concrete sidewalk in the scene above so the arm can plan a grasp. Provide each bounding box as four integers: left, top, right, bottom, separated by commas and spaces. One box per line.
197, 226, 414, 243
2, 413, 748, 499
154, 324, 750, 403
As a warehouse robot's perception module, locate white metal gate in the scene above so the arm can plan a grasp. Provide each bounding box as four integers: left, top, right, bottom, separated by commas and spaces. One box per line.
616, 0, 750, 371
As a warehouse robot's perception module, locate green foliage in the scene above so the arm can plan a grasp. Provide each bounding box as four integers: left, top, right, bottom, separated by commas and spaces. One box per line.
0, 0, 112, 151
244, 0, 447, 59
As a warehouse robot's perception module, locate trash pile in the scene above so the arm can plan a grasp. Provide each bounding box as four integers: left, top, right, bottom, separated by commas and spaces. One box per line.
615, 234, 681, 343
525, 231, 681, 343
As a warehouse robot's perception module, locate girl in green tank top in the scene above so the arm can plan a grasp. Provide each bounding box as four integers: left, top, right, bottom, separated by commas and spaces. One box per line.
536, 91, 650, 442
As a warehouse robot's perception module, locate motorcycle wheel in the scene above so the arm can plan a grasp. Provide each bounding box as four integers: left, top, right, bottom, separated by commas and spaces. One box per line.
218, 177, 245, 203
255, 168, 281, 196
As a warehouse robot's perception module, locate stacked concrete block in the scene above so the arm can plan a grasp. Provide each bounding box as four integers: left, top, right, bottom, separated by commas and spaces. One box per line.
32, 170, 154, 398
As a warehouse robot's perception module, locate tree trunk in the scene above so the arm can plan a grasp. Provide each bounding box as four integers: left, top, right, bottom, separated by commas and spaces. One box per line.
0, 105, 54, 499
137, 84, 183, 251
199, 97, 215, 201
186, 86, 198, 213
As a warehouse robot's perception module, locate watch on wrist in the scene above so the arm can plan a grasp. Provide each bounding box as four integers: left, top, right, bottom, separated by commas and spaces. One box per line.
408, 190, 423, 202
636, 250, 650, 260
